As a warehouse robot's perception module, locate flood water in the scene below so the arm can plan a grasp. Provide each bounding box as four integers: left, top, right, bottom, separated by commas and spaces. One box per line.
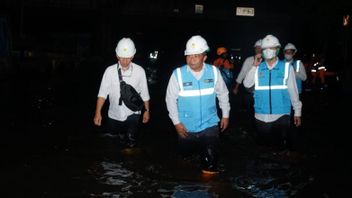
1, 58, 351, 198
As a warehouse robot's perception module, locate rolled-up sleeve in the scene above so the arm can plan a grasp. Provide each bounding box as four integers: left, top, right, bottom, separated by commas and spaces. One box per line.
139, 69, 150, 101
97, 69, 110, 99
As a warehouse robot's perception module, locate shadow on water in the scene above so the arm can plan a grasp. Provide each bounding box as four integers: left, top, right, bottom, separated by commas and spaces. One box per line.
1, 58, 350, 197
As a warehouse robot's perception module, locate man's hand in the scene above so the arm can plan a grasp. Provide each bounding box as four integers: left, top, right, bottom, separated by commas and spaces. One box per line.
220, 117, 229, 132
93, 113, 102, 126
142, 111, 150, 123
253, 54, 262, 67
233, 84, 240, 95
175, 123, 188, 138
294, 116, 301, 127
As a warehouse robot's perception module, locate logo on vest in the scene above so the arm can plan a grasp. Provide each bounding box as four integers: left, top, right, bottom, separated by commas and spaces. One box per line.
183, 82, 193, 86
259, 71, 265, 78
204, 79, 214, 83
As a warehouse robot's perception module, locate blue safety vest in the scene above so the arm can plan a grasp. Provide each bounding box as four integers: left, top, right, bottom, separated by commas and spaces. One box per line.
174, 64, 219, 132
254, 60, 291, 114
291, 60, 303, 94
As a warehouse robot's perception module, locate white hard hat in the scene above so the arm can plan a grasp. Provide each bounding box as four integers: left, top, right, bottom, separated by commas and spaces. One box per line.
184, 35, 209, 55
284, 43, 297, 52
115, 38, 136, 58
254, 39, 262, 47
261, 34, 281, 49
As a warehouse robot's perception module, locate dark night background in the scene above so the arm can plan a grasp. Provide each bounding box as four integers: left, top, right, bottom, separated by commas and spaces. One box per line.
1, 0, 352, 197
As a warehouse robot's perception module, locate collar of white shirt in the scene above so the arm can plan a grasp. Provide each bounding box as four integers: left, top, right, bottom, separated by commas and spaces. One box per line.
187, 63, 206, 80
118, 63, 133, 77
266, 59, 279, 70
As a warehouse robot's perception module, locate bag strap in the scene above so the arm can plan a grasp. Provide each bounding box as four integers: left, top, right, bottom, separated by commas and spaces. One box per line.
117, 65, 123, 105
118, 66, 123, 82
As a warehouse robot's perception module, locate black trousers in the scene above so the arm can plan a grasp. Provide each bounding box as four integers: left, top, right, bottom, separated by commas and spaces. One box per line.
177, 126, 220, 170
255, 115, 296, 150
106, 114, 140, 148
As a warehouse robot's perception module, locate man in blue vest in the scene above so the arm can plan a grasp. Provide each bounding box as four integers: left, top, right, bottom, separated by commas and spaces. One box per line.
243, 35, 302, 151
165, 35, 230, 174
283, 43, 307, 97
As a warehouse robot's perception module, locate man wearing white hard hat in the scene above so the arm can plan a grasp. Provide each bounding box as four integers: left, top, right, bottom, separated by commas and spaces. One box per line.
284, 43, 307, 95
165, 35, 230, 174
94, 38, 150, 149
233, 38, 263, 95
243, 34, 302, 151
233, 39, 262, 116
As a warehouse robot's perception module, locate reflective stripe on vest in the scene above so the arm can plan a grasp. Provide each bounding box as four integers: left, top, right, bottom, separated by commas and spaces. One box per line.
296, 60, 300, 72
176, 65, 218, 97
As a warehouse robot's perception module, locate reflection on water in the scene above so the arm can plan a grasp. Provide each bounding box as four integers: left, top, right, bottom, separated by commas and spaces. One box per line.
94, 161, 157, 197
232, 158, 314, 198
171, 184, 217, 198
99, 162, 134, 186
88, 145, 313, 198
91, 160, 219, 198
233, 149, 314, 197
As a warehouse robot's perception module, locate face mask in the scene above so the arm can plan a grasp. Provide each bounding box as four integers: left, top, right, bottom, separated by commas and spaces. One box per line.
285, 54, 293, 61
263, 49, 276, 59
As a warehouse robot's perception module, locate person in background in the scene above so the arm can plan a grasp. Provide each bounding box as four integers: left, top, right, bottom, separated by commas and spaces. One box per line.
165, 35, 230, 174
308, 53, 336, 92
243, 35, 302, 152
283, 43, 307, 97
213, 47, 235, 90
233, 39, 262, 95
232, 39, 262, 113
213, 47, 234, 70
93, 38, 150, 149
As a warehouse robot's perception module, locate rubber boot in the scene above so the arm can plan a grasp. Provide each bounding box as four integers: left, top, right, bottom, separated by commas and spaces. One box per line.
201, 145, 219, 175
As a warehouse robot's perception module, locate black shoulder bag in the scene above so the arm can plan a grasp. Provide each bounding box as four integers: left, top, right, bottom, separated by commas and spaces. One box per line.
118, 67, 144, 112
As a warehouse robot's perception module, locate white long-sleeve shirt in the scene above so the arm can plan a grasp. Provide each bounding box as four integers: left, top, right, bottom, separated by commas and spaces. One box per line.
165, 64, 230, 125
236, 56, 255, 84
243, 60, 302, 123
97, 63, 150, 121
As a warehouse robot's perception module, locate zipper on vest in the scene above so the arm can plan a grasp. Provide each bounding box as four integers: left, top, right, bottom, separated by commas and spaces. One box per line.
198, 81, 202, 126
269, 70, 272, 114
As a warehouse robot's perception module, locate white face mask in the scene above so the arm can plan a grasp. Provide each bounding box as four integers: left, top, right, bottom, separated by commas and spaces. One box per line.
285, 54, 293, 61
263, 49, 277, 59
